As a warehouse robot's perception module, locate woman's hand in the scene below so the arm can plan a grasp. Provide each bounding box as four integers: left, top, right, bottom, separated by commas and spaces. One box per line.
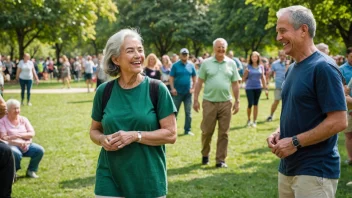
108, 131, 137, 151
98, 134, 115, 151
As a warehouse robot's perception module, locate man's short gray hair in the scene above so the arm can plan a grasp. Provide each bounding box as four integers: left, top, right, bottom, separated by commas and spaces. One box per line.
103, 29, 143, 77
276, 5, 316, 38
213, 38, 228, 48
316, 43, 329, 53
6, 99, 20, 109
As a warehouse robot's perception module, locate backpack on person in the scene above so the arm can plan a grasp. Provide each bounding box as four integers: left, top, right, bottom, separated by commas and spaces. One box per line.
101, 78, 160, 120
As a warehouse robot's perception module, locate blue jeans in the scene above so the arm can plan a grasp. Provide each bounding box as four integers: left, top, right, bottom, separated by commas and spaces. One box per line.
19, 78, 33, 102
172, 93, 192, 133
10, 143, 44, 172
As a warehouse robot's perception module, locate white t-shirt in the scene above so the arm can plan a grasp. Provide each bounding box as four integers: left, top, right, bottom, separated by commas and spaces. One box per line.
18, 60, 34, 80
84, 60, 94, 74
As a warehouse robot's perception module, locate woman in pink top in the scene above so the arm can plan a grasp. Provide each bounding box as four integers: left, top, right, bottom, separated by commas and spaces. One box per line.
0, 99, 44, 178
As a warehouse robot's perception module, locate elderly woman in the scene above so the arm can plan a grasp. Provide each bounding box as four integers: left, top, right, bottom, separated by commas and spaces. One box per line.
16, 53, 39, 106
0, 99, 44, 178
90, 29, 177, 198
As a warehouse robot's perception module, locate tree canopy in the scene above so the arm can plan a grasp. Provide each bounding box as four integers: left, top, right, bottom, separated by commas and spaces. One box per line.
0, 0, 351, 60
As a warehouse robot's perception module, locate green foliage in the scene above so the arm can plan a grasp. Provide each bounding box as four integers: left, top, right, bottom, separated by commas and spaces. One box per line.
0, 0, 117, 59
211, 0, 276, 57
116, 0, 210, 57
247, 0, 352, 51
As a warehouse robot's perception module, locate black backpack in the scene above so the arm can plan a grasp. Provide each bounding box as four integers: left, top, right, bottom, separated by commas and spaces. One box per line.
101, 78, 161, 119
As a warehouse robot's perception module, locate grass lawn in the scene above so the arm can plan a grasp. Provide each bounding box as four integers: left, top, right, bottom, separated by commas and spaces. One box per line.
5, 87, 352, 198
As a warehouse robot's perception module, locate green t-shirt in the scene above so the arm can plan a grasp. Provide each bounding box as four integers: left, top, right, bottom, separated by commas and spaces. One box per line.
199, 56, 241, 102
91, 77, 176, 198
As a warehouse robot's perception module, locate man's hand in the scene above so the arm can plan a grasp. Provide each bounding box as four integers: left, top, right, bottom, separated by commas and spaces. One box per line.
232, 101, 239, 115
170, 89, 177, 96
267, 131, 280, 149
189, 88, 194, 94
193, 100, 200, 112
272, 137, 297, 158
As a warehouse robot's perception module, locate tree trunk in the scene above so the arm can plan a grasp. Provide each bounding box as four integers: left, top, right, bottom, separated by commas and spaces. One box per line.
333, 21, 352, 50
31, 46, 40, 58
16, 30, 25, 59
9, 45, 14, 60
55, 43, 62, 65
92, 40, 98, 56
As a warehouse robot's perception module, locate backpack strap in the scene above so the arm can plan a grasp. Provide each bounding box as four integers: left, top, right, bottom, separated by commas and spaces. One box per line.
102, 79, 115, 115
149, 78, 160, 120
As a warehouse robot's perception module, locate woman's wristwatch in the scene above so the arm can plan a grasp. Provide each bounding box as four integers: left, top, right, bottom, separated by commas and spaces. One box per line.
137, 131, 142, 142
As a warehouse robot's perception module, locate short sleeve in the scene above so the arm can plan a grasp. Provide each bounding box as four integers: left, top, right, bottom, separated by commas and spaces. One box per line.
316, 64, 346, 113
156, 82, 177, 120
23, 117, 34, 132
91, 82, 108, 122
170, 64, 176, 77
272, 64, 277, 72
191, 64, 197, 76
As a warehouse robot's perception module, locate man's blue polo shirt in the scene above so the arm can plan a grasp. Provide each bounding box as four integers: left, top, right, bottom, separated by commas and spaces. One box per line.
170, 60, 196, 95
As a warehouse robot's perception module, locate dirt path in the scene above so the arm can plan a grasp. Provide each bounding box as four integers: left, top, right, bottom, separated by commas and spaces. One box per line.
4, 88, 91, 94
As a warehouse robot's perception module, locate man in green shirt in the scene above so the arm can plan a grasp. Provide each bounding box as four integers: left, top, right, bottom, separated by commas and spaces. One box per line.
193, 38, 241, 168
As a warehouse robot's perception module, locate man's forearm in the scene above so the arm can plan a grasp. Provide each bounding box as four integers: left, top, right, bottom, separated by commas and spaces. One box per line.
191, 76, 196, 89
297, 111, 347, 147
193, 78, 203, 101
232, 81, 240, 101
169, 77, 175, 89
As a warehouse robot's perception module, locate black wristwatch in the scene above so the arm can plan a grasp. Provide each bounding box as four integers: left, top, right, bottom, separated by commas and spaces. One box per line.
292, 136, 302, 149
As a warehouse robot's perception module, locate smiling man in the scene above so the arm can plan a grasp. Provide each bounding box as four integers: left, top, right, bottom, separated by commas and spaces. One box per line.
266, 5, 347, 198
193, 38, 241, 168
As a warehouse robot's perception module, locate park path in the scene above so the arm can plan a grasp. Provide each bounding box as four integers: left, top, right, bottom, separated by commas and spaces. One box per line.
4, 88, 89, 94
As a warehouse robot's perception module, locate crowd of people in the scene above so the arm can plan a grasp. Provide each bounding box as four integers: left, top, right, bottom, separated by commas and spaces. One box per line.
1, 4, 352, 198
0, 53, 108, 95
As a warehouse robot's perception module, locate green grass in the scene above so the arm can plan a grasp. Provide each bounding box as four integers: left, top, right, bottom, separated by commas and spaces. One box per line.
6, 87, 352, 198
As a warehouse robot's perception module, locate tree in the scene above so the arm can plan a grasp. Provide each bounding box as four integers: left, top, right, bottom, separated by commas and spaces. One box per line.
45, 0, 117, 63
116, 0, 209, 57
211, 0, 275, 57
247, 0, 352, 52
0, 0, 61, 59
0, 0, 117, 62
0, 31, 17, 59
176, 2, 212, 57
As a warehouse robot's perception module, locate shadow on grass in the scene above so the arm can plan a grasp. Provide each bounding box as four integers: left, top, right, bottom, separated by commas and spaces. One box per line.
59, 175, 95, 189
67, 100, 93, 104
168, 160, 279, 198
241, 147, 270, 155
168, 164, 201, 176
230, 125, 248, 130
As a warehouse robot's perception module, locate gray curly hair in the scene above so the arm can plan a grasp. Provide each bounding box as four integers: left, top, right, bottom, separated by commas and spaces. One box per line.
103, 29, 143, 77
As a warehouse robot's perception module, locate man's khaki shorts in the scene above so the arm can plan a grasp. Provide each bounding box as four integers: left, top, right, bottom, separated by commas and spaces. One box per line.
274, 89, 282, 101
